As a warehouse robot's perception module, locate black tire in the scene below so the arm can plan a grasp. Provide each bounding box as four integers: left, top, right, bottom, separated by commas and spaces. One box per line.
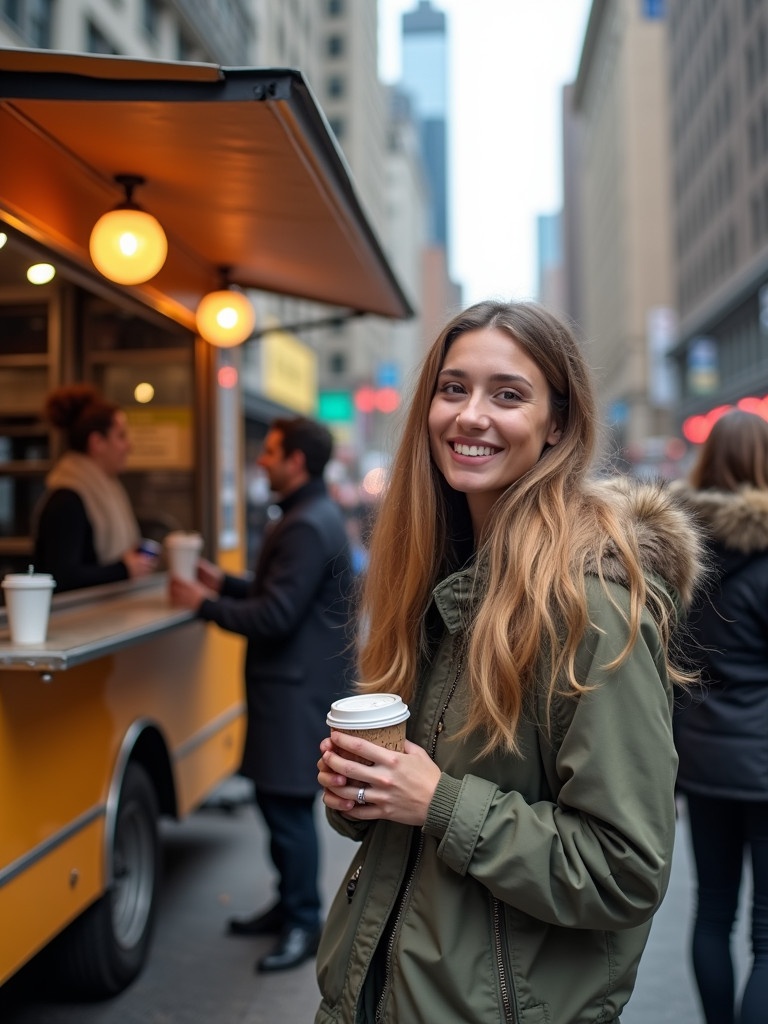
56, 762, 160, 998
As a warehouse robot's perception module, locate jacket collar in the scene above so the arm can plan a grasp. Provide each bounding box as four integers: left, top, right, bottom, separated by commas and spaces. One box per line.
278, 476, 326, 515
673, 484, 768, 555
432, 567, 481, 634
431, 477, 704, 632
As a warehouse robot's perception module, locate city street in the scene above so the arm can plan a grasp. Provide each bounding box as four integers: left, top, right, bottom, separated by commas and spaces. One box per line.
0, 782, 749, 1023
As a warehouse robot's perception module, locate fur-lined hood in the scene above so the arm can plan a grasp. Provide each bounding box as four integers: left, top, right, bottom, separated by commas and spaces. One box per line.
671, 483, 768, 556
585, 476, 705, 613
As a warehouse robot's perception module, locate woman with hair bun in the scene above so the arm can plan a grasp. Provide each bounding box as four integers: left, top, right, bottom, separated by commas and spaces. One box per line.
33, 383, 156, 592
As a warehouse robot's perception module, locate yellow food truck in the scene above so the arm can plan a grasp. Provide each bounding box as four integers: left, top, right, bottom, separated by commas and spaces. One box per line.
0, 49, 410, 996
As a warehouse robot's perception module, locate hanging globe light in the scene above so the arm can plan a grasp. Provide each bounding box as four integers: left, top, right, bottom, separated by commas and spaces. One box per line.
196, 284, 255, 348
89, 174, 168, 285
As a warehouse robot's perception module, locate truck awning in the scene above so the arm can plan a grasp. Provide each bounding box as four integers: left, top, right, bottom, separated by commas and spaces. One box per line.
0, 48, 413, 326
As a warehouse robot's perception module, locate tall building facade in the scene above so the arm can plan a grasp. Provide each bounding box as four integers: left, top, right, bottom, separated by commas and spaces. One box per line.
561, 83, 586, 335
536, 211, 565, 314
569, 0, 676, 472
666, 0, 768, 437
384, 86, 429, 393
401, 0, 448, 250
0, 0, 253, 63
398, 0, 460, 348
247, 0, 398, 466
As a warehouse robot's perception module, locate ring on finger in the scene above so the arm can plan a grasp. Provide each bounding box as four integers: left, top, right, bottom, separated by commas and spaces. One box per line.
356, 785, 367, 806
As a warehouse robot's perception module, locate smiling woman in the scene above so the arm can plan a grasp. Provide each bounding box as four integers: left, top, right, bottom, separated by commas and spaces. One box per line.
315, 299, 705, 1024
428, 327, 562, 535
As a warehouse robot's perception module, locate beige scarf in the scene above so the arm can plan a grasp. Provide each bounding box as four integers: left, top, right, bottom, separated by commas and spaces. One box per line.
45, 451, 140, 564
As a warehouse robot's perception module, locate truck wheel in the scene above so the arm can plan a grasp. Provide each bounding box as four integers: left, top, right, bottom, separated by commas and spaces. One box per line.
57, 762, 160, 997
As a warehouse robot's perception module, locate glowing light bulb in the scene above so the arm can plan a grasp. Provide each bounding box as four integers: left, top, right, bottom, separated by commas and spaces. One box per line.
196, 289, 255, 347
89, 207, 167, 285
27, 263, 56, 284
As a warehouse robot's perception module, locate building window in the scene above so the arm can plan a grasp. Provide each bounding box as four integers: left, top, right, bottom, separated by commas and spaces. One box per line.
142, 0, 161, 38
328, 0, 345, 14
327, 34, 344, 57
86, 18, 119, 55
1, 0, 22, 29
177, 30, 199, 62
329, 352, 346, 375
642, 0, 665, 17
327, 75, 345, 98
27, 0, 53, 46
2, 0, 53, 46
328, 117, 345, 142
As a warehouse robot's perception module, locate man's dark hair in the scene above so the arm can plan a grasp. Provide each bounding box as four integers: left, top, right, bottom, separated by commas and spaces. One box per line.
272, 416, 334, 478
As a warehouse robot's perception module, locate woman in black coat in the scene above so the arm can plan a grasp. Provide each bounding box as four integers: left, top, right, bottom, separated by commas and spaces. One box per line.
675, 409, 768, 1024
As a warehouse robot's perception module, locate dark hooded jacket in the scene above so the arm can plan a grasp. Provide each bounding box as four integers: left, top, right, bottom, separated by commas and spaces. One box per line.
316, 478, 703, 1024
673, 485, 768, 801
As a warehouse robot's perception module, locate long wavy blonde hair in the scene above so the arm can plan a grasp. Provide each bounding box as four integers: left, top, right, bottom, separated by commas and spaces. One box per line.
357, 300, 662, 754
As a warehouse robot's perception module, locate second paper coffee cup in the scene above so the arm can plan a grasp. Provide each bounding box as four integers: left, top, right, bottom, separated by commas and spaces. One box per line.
326, 693, 410, 764
164, 531, 203, 582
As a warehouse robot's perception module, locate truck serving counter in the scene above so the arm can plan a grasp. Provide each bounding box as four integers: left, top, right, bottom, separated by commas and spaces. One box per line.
0, 575, 246, 995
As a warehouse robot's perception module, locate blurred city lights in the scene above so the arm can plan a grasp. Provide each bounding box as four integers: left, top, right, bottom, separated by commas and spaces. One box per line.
26, 263, 55, 284
361, 467, 387, 498
217, 364, 238, 389
683, 396, 768, 444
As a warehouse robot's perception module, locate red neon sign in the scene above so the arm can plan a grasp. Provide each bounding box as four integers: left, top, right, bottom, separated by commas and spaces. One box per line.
682, 394, 768, 443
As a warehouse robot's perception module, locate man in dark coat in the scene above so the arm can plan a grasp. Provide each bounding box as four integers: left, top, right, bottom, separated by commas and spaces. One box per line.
170, 416, 354, 972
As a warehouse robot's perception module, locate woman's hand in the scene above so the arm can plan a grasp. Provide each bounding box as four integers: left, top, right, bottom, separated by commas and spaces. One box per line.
318, 730, 442, 827
123, 549, 157, 579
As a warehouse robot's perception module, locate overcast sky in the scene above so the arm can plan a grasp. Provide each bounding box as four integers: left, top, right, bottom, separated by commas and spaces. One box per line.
378, 0, 593, 305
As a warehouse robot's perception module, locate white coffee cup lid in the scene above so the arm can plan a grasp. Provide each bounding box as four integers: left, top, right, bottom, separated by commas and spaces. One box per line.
165, 531, 202, 545
2, 572, 55, 589
327, 693, 410, 729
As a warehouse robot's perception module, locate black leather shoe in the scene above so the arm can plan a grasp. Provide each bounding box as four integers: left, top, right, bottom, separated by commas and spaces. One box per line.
256, 926, 321, 973
227, 903, 285, 937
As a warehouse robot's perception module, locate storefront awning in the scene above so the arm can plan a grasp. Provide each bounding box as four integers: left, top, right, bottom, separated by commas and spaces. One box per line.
0, 48, 413, 326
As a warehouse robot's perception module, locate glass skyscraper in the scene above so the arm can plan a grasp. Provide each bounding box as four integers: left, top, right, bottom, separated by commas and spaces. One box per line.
401, 0, 449, 252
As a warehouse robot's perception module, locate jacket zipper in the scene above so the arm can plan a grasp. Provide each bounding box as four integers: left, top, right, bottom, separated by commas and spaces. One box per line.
346, 864, 362, 903
492, 896, 517, 1023
374, 650, 464, 1022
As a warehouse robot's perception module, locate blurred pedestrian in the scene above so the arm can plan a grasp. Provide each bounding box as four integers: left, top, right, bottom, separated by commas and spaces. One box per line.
171, 416, 354, 973
316, 300, 703, 1023
34, 383, 156, 592
674, 409, 768, 1024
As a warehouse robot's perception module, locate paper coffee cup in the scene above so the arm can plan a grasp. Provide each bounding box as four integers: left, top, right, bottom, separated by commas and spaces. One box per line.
327, 693, 410, 763
164, 531, 203, 582
2, 570, 56, 645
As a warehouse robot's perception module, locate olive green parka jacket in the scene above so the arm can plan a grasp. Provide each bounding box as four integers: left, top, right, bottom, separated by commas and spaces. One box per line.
315, 479, 703, 1024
